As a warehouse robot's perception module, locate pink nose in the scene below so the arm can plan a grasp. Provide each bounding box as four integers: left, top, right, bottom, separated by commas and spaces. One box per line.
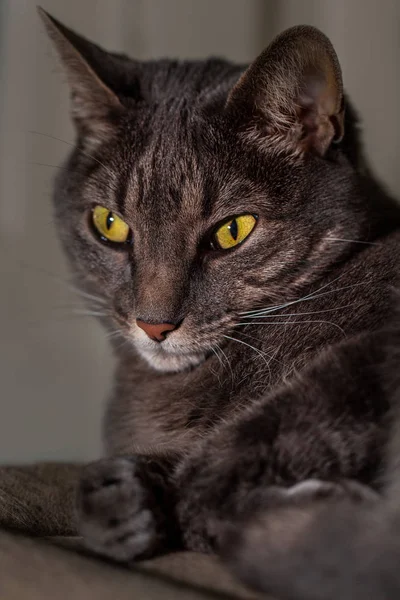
136, 320, 177, 342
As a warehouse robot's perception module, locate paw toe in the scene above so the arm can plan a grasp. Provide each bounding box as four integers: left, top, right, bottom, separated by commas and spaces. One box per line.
77, 458, 156, 561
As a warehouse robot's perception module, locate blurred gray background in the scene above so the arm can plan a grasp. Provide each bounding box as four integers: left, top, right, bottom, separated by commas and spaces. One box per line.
1, 0, 399, 462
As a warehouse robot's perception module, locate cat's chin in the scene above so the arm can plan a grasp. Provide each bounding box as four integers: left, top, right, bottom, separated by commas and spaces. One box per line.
137, 346, 206, 373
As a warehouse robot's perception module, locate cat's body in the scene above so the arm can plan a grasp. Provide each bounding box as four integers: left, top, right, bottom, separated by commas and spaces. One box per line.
225, 308, 400, 600
106, 231, 399, 460
13, 8, 400, 597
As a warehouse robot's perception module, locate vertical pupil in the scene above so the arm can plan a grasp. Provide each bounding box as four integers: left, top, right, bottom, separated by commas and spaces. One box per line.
106, 212, 114, 230
228, 218, 238, 240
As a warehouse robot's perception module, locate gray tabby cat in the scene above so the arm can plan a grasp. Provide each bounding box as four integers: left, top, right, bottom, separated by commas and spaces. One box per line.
32, 7, 400, 596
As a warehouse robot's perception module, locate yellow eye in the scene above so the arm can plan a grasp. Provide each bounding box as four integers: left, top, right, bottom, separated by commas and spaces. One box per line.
214, 214, 257, 250
92, 205, 130, 243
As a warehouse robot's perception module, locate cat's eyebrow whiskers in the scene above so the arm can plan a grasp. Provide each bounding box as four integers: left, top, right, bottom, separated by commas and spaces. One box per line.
29, 161, 118, 197
28, 130, 117, 180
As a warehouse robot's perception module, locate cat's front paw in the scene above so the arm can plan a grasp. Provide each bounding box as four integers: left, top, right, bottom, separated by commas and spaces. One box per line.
77, 457, 158, 562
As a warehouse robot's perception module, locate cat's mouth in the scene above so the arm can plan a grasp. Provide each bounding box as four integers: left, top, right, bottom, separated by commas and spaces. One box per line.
137, 343, 207, 373
123, 317, 232, 373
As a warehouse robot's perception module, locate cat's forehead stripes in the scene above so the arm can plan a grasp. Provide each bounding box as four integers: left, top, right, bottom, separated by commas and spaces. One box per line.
114, 163, 132, 213
111, 108, 260, 229
124, 115, 209, 224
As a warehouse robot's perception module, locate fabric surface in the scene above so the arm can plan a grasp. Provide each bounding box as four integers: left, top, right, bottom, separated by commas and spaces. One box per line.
0, 463, 266, 599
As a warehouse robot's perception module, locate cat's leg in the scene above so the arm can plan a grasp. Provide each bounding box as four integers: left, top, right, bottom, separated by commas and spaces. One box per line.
219, 342, 400, 600
77, 455, 181, 561
77, 332, 388, 563
174, 331, 388, 552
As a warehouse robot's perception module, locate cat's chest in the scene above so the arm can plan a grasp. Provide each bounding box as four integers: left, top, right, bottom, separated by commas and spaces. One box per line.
105, 273, 380, 458
105, 301, 362, 457
105, 383, 206, 456
104, 351, 279, 456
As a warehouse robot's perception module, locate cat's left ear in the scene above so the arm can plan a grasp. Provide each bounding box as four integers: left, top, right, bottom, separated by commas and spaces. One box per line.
38, 7, 124, 139
226, 26, 344, 157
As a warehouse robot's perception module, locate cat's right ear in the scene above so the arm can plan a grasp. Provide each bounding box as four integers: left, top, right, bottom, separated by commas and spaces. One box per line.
38, 8, 123, 139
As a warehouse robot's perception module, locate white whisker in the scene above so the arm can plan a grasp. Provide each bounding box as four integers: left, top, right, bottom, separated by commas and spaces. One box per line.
105, 330, 125, 342
112, 336, 131, 352
223, 334, 273, 381
15, 261, 108, 307
326, 237, 378, 246
71, 309, 110, 318
215, 342, 234, 383
240, 271, 350, 317
29, 160, 118, 196
210, 347, 224, 376
103, 329, 132, 352
69, 288, 107, 306
237, 319, 346, 336
242, 282, 367, 318
242, 302, 360, 320
239, 331, 284, 368
105, 330, 119, 338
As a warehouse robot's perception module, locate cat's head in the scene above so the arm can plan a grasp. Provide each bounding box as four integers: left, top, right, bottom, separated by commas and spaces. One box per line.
41, 9, 368, 373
